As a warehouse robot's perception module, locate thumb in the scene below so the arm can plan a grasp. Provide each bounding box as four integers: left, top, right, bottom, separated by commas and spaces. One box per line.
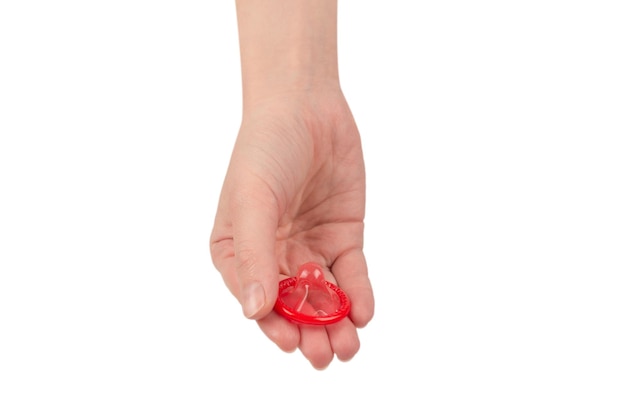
231, 185, 280, 320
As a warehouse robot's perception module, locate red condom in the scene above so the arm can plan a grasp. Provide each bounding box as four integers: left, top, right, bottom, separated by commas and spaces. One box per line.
274, 262, 351, 325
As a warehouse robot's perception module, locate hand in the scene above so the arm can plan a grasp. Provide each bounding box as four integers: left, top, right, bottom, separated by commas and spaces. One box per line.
210, 89, 375, 369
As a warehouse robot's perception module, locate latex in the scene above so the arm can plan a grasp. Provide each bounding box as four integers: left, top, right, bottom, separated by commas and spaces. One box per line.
275, 262, 351, 325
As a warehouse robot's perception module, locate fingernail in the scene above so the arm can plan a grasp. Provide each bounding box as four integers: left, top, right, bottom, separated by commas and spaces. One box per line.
242, 281, 265, 318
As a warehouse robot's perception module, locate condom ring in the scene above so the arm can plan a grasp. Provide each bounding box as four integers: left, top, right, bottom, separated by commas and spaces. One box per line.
274, 262, 351, 325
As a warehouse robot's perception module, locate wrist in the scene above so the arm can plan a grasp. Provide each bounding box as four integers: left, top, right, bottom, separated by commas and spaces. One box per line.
235, 0, 340, 107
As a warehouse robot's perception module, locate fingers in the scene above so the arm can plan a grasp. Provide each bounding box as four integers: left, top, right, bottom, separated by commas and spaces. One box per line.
230, 182, 281, 320
297, 318, 359, 369
298, 325, 334, 370
331, 250, 375, 328
258, 310, 360, 367
257, 311, 300, 353
326, 319, 360, 362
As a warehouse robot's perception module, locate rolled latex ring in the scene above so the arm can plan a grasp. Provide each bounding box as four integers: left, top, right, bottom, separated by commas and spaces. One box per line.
274, 275, 351, 326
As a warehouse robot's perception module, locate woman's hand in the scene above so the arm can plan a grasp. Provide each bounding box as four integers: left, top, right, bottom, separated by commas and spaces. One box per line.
211, 0, 374, 369
210, 89, 374, 369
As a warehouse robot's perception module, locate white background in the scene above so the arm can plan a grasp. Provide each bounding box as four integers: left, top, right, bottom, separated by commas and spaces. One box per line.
1, 1, 625, 417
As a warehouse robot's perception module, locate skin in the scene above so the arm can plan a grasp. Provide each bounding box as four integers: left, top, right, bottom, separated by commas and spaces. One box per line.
210, 0, 375, 369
